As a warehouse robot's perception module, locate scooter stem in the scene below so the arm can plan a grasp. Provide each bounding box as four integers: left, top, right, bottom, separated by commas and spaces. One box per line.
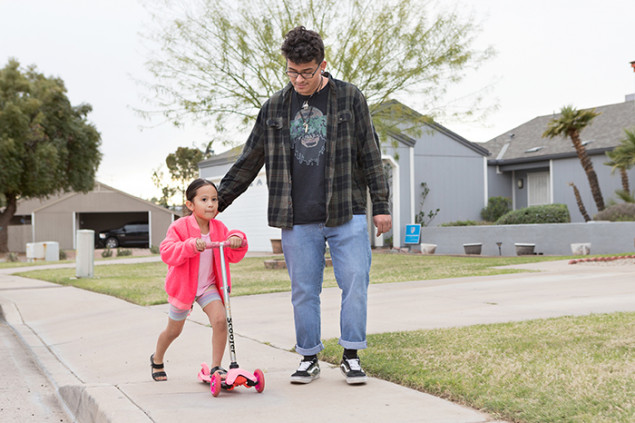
218, 244, 238, 365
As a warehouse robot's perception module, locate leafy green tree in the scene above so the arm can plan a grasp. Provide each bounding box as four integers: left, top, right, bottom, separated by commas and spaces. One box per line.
139, 0, 493, 138
0, 60, 101, 252
543, 105, 604, 212
151, 139, 214, 208
150, 167, 177, 208
165, 146, 204, 205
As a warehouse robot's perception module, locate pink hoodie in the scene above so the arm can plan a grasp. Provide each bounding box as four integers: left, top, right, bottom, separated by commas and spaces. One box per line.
159, 214, 248, 309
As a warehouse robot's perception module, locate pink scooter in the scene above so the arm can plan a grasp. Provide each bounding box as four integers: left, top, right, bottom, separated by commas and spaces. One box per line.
197, 241, 265, 396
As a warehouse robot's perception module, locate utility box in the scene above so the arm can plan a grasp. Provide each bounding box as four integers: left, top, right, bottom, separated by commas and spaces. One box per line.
26, 242, 44, 262
42, 242, 59, 261
76, 230, 94, 278
26, 241, 59, 262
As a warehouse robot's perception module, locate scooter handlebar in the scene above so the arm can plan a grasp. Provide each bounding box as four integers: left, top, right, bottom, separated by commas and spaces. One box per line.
205, 240, 232, 249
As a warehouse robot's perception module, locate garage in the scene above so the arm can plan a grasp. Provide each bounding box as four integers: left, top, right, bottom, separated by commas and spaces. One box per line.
7, 182, 178, 252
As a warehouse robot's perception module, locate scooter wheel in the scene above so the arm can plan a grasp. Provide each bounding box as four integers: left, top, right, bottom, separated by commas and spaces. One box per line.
254, 369, 265, 393
210, 372, 222, 397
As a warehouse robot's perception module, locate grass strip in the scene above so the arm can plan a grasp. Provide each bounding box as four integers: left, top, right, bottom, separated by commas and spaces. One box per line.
321, 312, 635, 423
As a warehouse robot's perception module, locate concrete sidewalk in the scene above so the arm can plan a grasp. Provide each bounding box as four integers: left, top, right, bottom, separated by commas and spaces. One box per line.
1, 258, 634, 422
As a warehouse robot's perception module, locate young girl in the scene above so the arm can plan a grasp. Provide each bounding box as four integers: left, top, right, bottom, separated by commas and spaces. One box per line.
150, 178, 248, 381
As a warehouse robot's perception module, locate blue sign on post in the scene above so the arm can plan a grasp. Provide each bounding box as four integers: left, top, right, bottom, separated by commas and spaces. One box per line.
404, 224, 421, 244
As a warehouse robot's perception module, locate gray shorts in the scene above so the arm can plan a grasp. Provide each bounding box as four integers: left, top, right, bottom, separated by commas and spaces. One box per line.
168, 285, 221, 321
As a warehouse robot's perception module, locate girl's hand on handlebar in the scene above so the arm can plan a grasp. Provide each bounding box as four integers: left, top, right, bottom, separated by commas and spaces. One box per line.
226, 235, 243, 249
195, 238, 206, 252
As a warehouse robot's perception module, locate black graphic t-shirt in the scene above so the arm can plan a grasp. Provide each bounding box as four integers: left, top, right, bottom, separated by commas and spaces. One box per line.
290, 85, 329, 224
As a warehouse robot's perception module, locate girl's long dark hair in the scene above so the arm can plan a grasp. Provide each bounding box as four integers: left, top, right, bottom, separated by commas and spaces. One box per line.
183, 178, 217, 216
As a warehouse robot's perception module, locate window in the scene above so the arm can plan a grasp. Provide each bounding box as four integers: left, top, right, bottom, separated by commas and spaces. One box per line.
10, 215, 32, 225
527, 171, 550, 206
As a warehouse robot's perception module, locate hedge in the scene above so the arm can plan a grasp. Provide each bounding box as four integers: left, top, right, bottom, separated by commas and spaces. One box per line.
496, 204, 571, 225
594, 203, 635, 221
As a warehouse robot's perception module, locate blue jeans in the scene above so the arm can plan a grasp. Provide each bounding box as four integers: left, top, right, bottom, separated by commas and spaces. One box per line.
282, 215, 371, 356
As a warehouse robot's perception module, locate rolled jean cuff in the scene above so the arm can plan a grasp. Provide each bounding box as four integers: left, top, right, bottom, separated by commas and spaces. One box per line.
339, 339, 367, 350
295, 342, 324, 356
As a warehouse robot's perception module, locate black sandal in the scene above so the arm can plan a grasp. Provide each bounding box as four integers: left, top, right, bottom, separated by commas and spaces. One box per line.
209, 366, 228, 376
210, 366, 229, 388
151, 353, 167, 381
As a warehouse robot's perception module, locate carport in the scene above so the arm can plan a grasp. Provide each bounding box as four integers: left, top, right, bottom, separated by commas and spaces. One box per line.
76, 212, 149, 247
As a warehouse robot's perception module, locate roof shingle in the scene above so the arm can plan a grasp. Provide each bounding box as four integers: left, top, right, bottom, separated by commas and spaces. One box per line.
483, 100, 635, 163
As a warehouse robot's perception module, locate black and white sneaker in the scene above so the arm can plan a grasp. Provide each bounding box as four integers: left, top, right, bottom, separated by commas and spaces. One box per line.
340, 357, 368, 384
290, 357, 320, 384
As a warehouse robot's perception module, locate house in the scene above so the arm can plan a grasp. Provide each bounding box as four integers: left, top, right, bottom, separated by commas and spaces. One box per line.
198, 102, 490, 251
7, 181, 179, 252
198, 146, 282, 252
483, 98, 635, 222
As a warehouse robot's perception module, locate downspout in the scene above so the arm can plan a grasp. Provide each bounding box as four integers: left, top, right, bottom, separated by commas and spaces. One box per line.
483, 156, 488, 207
549, 160, 554, 203
512, 170, 517, 210
71, 212, 76, 249
148, 211, 152, 248
409, 146, 415, 223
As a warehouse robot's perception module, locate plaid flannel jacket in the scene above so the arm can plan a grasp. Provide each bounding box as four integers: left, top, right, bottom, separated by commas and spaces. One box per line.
218, 74, 390, 228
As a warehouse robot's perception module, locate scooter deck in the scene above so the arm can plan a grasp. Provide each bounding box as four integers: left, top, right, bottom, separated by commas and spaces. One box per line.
198, 362, 262, 390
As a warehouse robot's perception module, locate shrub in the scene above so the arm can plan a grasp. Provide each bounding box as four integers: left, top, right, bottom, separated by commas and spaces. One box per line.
59, 250, 67, 260
117, 248, 132, 257
496, 204, 570, 225
441, 220, 480, 227
7, 252, 20, 262
481, 196, 511, 222
594, 203, 635, 221
101, 248, 113, 258
150, 244, 160, 254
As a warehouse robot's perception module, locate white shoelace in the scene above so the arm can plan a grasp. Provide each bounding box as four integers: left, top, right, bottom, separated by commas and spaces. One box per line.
345, 358, 362, 371
298, 360, 314, 371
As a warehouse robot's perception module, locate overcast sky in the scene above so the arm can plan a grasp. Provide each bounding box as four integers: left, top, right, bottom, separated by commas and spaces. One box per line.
1, 0, 634, 200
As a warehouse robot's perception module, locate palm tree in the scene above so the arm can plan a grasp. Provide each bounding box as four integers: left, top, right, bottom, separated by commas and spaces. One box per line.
605, 129, 635, 202
543, 105, 604, 211
568, 182, 591, 221
605, 149, 631, 193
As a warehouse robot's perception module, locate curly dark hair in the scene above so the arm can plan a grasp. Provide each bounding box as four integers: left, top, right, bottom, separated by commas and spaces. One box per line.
280, 26, 324, 64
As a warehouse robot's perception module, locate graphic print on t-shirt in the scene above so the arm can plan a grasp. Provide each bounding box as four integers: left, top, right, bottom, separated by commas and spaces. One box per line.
290, 106, 327, 166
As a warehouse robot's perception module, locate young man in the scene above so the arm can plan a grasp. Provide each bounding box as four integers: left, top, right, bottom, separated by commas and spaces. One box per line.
218, 26, 391, 385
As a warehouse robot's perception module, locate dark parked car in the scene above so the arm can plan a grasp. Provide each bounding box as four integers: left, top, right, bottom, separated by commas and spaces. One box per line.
98, 222, 149, 248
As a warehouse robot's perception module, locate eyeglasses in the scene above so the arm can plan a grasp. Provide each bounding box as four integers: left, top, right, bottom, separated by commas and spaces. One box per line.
285, 64, 320, 79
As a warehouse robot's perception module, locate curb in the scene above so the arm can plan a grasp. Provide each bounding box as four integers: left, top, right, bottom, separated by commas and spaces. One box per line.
0, 300, 148, 423
60, 384, 150, 423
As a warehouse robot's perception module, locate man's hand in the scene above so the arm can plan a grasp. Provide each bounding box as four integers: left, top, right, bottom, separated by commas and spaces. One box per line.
373, 214, 392, 237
